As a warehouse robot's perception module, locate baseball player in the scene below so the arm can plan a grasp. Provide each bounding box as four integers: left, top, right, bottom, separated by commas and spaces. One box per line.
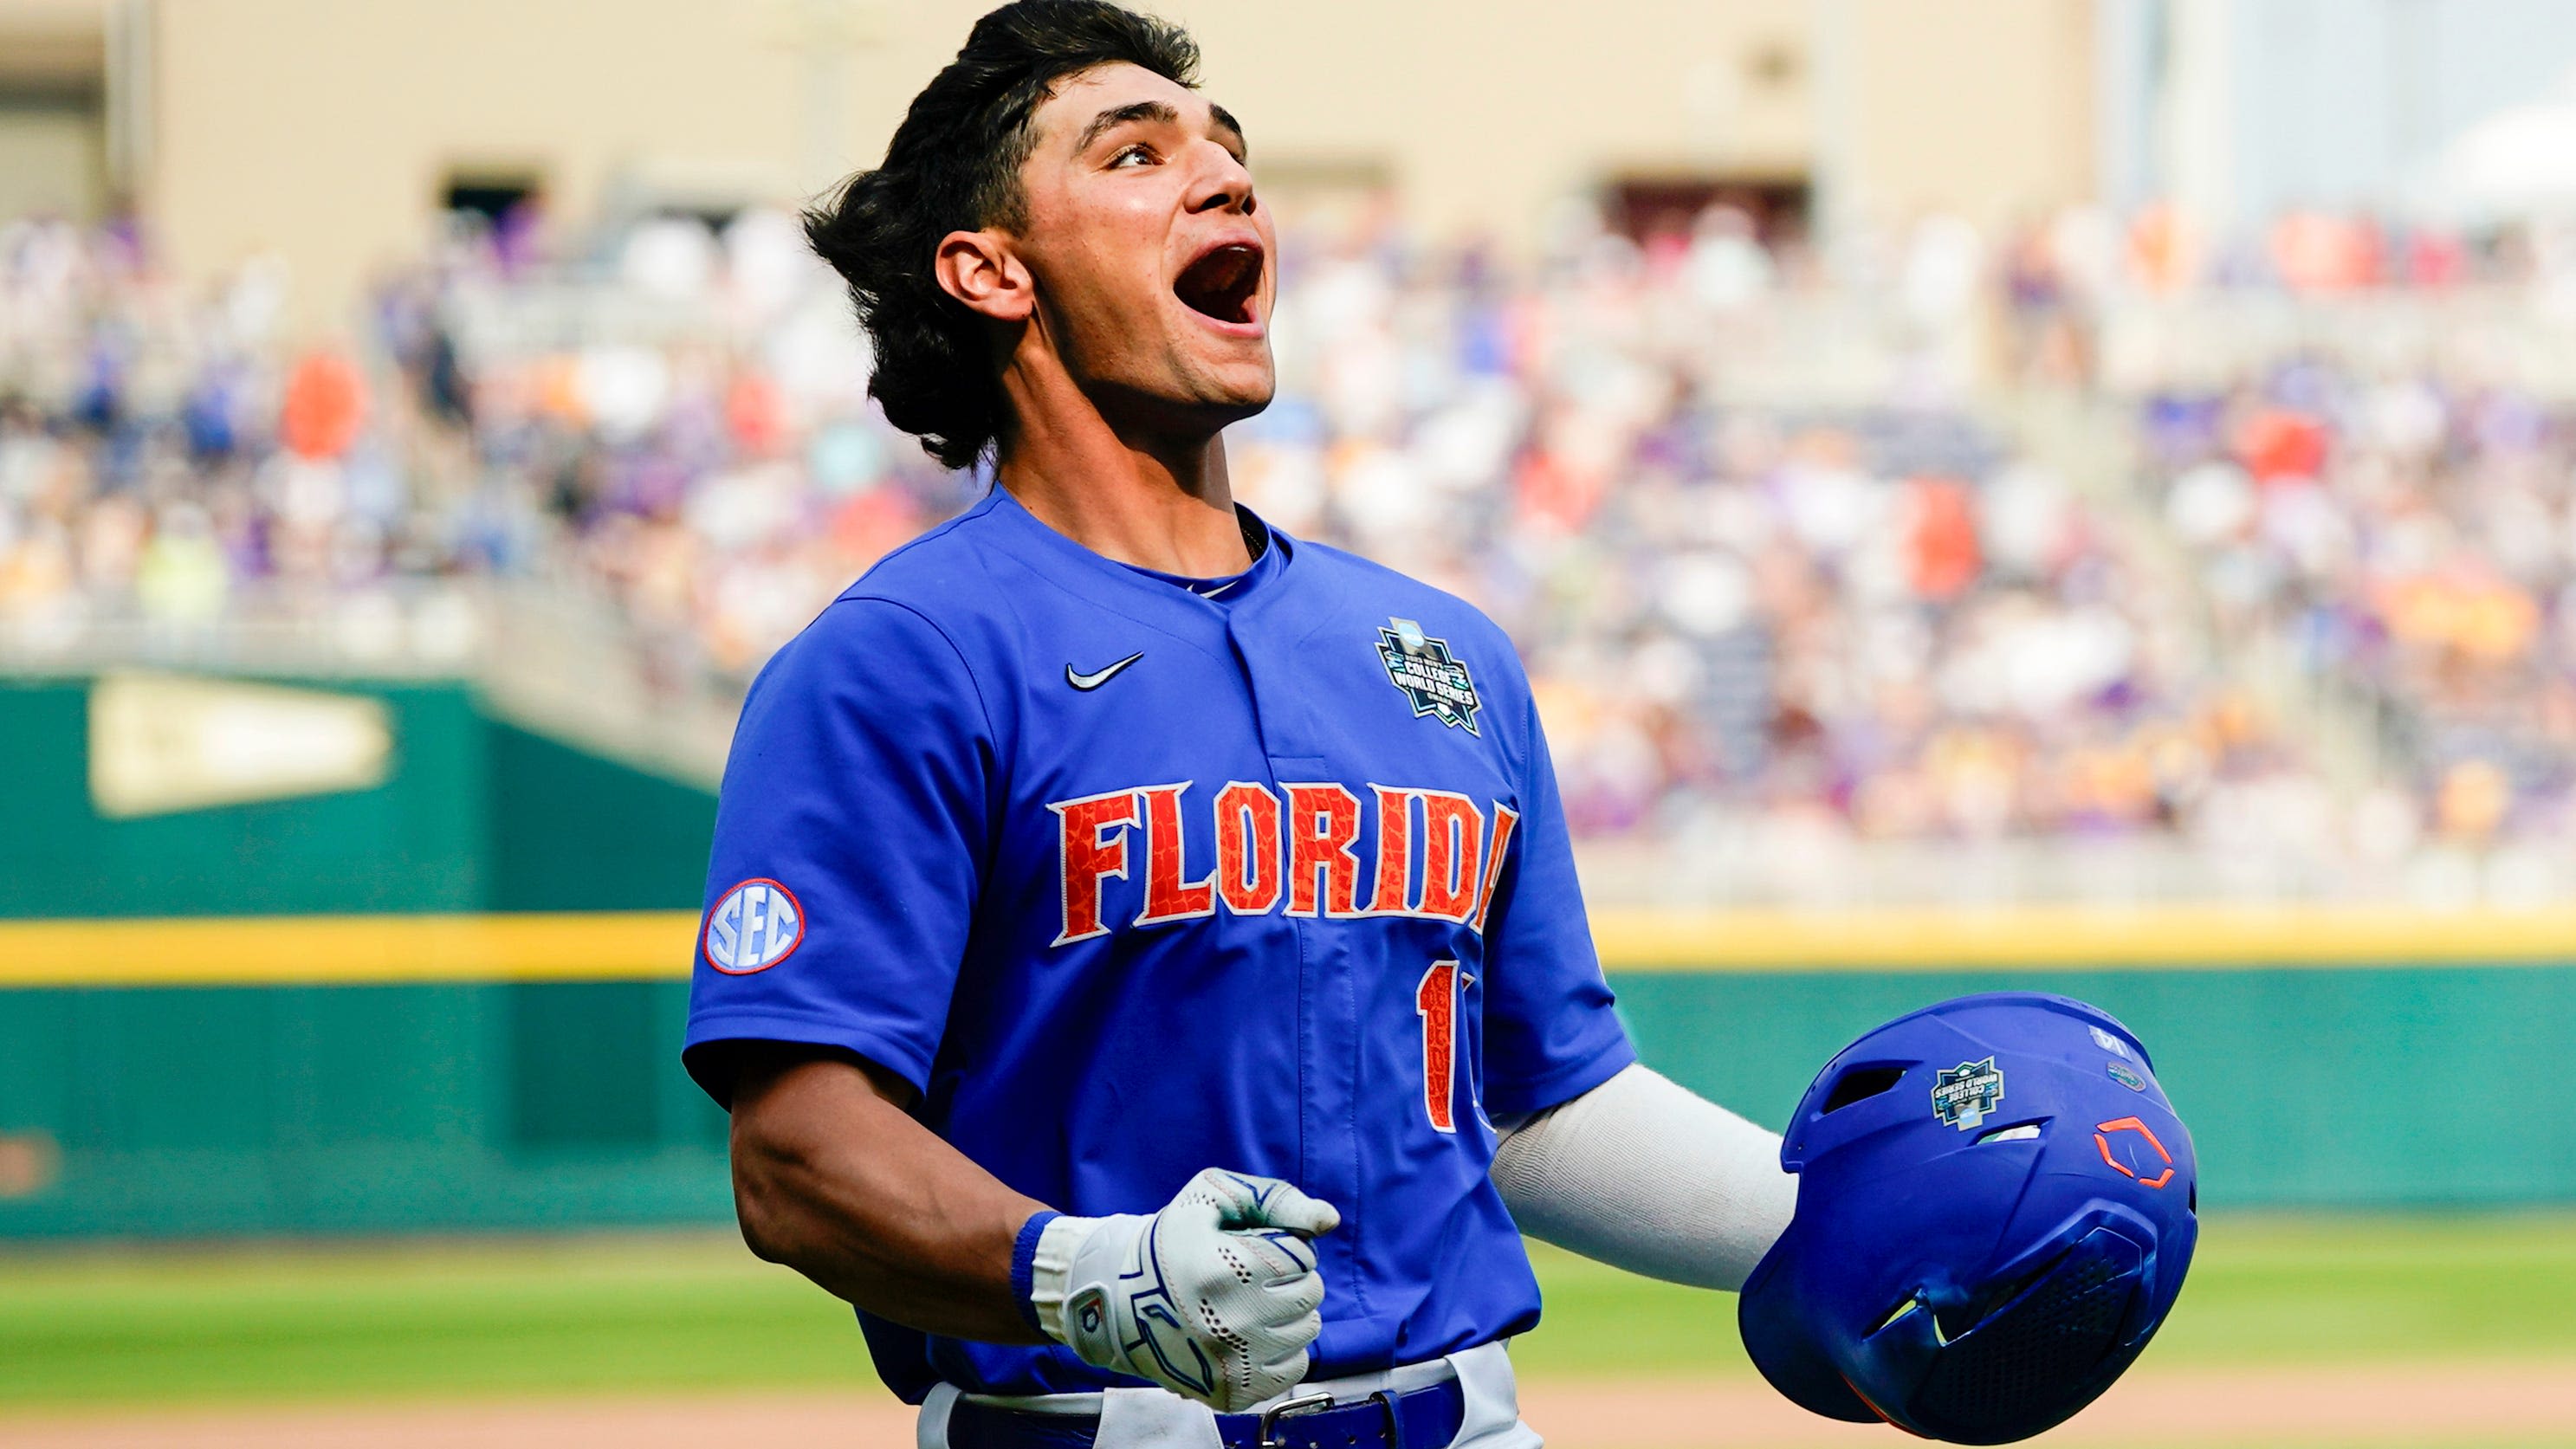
683, 5, 1796, 1446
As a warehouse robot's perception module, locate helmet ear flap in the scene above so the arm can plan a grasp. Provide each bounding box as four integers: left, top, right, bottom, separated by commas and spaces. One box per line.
1739, 1238, 1883, 1425
1906, 1227, 2147, 1444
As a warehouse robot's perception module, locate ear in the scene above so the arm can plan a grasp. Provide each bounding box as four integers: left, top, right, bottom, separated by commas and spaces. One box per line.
934, 230, 1033, 322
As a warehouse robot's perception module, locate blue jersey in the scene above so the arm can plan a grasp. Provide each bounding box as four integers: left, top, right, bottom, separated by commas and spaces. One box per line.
683, 486, 1633, 1401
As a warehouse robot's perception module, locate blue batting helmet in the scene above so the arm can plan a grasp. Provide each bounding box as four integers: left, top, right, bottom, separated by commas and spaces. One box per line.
1738, 992, 2197, 1445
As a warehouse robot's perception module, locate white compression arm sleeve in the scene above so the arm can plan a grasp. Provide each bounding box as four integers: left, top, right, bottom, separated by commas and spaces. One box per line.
1489, 1063, 1797, 1291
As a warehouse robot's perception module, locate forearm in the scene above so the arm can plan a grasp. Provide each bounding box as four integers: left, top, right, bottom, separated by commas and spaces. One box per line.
1490, 1063, 1796, 1291
728, 1049, 1049, 1343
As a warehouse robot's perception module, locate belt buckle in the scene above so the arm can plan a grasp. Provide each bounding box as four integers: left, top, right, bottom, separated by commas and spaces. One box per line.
1254, 1391, 1336, 1449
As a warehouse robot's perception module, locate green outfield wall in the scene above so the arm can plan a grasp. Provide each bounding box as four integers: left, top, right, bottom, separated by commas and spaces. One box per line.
2, 680, 484, 918
2, 962, 2573, 1239
0, 675, 732, 1236
0, 981, 729, 1237
4, 674, 2575, 1239
0, 677, 715, 920
1621, 966, 2576, 1208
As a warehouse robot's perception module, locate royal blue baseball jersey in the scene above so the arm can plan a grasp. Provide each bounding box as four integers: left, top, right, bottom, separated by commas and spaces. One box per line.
683, 485, 1634, 1401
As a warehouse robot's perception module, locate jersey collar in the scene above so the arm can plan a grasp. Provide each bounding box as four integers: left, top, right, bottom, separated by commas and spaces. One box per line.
1114, 508, 1285, 603
975, 483, 1296, 622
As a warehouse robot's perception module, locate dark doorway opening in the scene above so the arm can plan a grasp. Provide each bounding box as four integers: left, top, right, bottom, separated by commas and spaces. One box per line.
1606, 175, 1810, 249
442, 174, 541, 227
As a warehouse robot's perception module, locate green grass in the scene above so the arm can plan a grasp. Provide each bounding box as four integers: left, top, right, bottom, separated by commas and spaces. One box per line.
1520, 1210, 2576, 1378
1, 1213, 2572, 1410
0, 1235, 873, 1407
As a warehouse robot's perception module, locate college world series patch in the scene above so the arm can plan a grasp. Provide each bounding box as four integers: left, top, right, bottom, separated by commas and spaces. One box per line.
1375, 618, 1482, 735
1932, 1058, 2005, 1131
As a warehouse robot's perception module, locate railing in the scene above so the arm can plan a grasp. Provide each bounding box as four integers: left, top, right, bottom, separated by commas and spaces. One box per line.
2094, 286, 2576, 398
0, 580, 736, 786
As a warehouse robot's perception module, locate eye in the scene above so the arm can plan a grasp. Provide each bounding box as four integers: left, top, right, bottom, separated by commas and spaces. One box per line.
1108, 143, 1156, 169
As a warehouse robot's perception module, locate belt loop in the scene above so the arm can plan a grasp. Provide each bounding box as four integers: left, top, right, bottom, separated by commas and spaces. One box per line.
1366, 1390, 1404, 1449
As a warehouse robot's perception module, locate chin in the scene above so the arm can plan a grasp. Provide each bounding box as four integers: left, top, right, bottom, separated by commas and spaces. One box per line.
1163, 339, 1275, 421
1190, 368, 1276, 427
1203, 362, 1276, 412
1096, 368, 1271, 438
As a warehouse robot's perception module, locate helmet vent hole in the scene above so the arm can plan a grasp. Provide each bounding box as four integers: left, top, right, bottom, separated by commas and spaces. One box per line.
1820, 1064, 1907, 1114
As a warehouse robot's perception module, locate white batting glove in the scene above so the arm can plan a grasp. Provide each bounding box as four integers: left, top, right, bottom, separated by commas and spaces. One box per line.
1026, 1168, 1341, 1411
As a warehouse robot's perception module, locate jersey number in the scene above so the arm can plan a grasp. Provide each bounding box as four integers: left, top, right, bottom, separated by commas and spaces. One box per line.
1416, 961, 1460, 1134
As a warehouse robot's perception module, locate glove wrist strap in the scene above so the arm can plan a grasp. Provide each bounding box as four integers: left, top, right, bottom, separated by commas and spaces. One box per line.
1018, 1210, 1091, 1344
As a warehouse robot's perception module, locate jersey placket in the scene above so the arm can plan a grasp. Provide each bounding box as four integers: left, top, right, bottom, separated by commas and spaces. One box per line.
1220, 574, 1369, 1328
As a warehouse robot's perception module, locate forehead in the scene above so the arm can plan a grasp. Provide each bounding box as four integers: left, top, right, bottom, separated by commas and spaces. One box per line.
1030, 61, 1214, 149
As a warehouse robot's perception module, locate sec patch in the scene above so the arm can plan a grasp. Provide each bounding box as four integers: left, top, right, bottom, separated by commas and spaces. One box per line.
703, 879, 806, 974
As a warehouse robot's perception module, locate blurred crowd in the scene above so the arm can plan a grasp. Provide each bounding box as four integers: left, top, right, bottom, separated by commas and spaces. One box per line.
0, 209, 971, 683
2136, 360, 2576, 864
6, 197, 2576, 879
1232, 209, 2243, 854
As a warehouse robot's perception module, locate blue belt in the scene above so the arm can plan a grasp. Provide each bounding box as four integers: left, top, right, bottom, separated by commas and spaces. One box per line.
947, 1378, 1466, 1449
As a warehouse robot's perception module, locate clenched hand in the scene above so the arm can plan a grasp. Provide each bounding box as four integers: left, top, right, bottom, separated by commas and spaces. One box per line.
1026, 1168, 1341, 1410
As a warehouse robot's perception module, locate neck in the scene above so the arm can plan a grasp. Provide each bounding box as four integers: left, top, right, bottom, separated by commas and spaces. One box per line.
990, 338, 1252, 579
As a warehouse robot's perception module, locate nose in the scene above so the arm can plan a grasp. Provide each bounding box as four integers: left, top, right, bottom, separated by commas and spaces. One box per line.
1185, 139, 1257, 217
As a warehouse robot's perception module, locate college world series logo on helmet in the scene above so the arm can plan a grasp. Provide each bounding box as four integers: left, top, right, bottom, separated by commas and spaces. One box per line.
1930, 1057, 2003, 1131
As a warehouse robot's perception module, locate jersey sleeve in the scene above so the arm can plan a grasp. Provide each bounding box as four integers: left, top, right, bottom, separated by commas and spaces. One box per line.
1477, 683, 1636, 1120
683, 596, 994, 1106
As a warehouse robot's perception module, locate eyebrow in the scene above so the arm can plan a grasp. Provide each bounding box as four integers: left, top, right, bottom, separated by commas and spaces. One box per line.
1076, 100, 1175, 153
1209, 104, 1249, 158
1073, 99, 1251, 159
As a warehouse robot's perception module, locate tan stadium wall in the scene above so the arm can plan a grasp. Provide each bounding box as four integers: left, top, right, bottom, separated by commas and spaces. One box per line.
90, 0, 2098, 332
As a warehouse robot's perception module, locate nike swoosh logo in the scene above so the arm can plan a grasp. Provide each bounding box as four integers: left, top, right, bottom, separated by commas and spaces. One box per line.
1065, 651, 1145, 691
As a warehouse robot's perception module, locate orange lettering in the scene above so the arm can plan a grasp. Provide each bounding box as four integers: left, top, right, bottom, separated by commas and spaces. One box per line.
1419, 791, 1484, 922
1136, 783, 1216, 925
1285, 783, 1362, 917
1471, 803, 1519, 934
1052, 790, 1140, 945
1368, 786, 1418, 914
1214, 781, 1284, 915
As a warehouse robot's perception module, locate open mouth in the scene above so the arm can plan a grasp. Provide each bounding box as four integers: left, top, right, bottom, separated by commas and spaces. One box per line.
1174, 243, 1263, 326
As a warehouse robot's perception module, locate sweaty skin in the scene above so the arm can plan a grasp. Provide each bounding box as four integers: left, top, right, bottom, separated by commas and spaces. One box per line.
727, 62, 1275, 1342
935, 61, 1276, 578
729, 1048, 1048, 1343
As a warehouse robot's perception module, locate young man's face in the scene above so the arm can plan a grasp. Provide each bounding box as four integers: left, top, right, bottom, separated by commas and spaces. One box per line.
1008, 61, 1275, 432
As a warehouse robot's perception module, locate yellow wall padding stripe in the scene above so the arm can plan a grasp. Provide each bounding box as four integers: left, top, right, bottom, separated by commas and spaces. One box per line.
1590, 906, 2576, 972
1, 906, 2573, 988
0, 913, 703, 987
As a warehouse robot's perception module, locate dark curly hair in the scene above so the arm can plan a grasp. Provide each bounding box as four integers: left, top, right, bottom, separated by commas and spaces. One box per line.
805, 2, 1201, 470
